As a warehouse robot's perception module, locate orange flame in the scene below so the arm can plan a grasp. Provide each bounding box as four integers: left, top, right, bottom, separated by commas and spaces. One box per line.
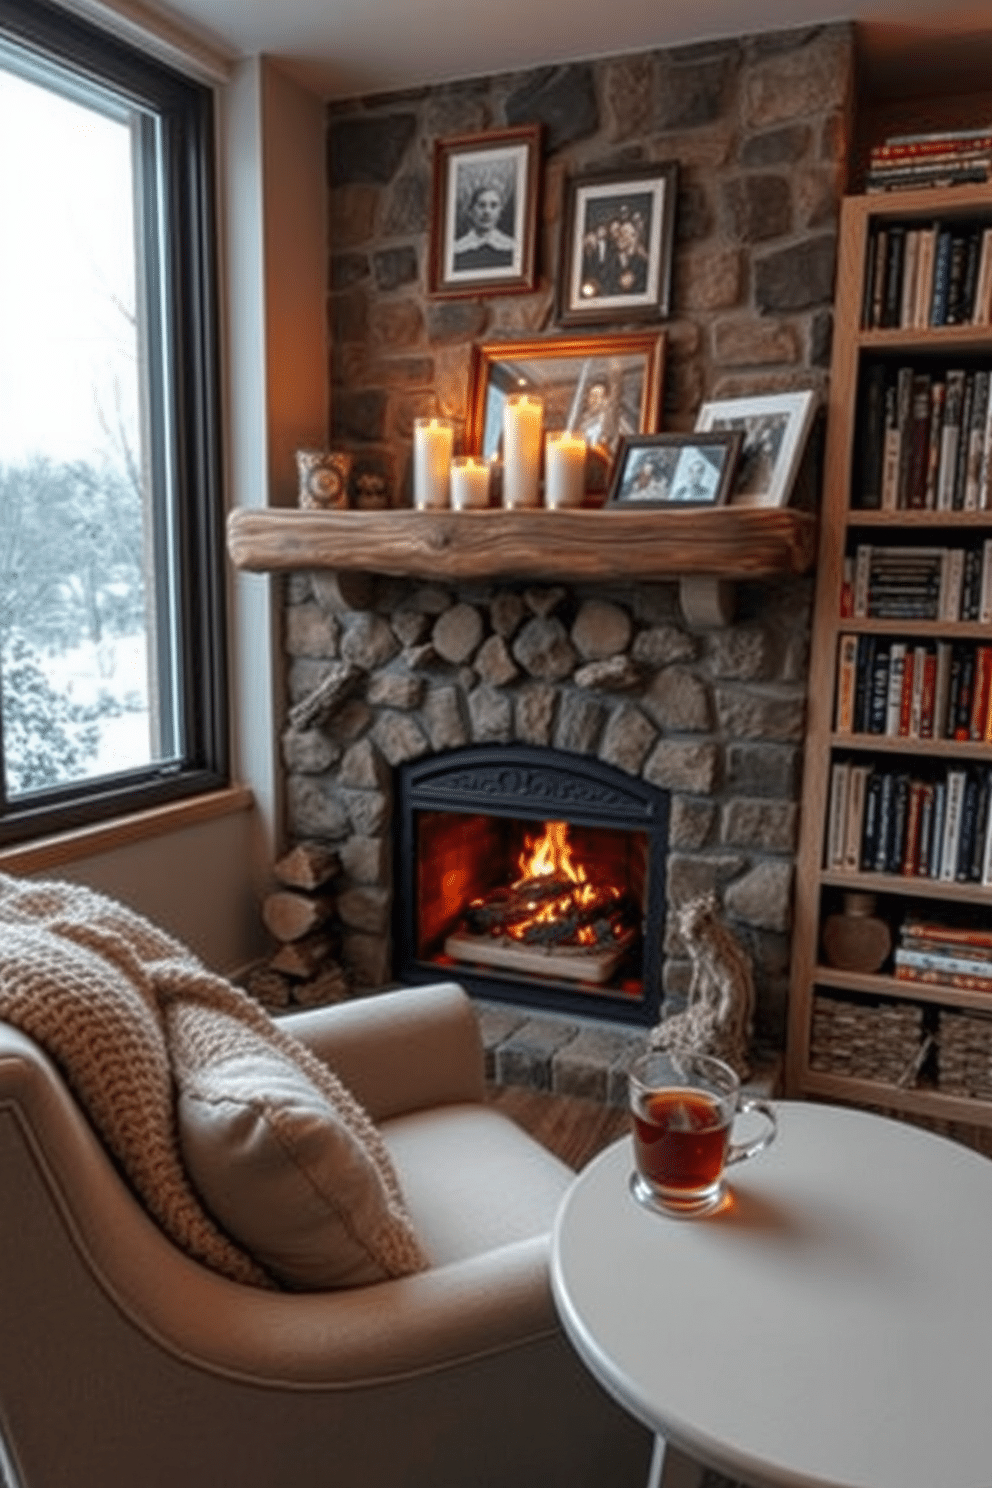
490, 821, 624, 945
516, 820, 586, 887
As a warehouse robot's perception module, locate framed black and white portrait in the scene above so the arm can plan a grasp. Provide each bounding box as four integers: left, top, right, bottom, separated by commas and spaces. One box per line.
557, 162, 678, 326
429, 125, 541, 298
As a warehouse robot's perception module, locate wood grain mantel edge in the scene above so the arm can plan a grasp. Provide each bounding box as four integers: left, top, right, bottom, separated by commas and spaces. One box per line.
226, 506, 817, 583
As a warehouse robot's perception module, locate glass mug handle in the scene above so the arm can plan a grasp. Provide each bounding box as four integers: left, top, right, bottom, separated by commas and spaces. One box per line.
726, 1096, 777, 1167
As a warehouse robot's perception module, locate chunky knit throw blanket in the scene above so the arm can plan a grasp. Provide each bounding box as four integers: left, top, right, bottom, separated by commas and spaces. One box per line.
0, 872, 424, 1288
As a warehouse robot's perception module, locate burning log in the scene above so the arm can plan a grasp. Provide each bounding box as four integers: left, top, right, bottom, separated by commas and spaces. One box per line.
446, 818, 640, 984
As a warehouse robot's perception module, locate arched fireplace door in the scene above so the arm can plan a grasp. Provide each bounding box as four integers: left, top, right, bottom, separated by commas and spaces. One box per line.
394, 745, 669, 1025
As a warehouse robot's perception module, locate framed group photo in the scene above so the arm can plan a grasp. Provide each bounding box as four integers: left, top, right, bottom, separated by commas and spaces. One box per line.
606, 432, 742, 509
695, 389, 818, 509
557, 162, 679, 326
429, 125, 541, 298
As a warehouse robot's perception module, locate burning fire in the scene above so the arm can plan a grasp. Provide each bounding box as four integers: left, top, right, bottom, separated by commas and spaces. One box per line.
466, 820, 632, 950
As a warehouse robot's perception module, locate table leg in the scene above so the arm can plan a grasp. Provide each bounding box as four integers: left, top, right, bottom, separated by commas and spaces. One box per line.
648, 1436, 705, 1488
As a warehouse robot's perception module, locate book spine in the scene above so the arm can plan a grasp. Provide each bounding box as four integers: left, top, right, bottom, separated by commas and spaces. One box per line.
956, 771, 981, 881
894, 965, 992, 994
930, 228, 953, 326
952, 370, 976, 509
861, 769, 884, 872
918, 644, 937, 738
939, 768, 967, 882
983, 787, 992, 885
923, 376, 946, 509
885, 641, 907, 735
916, 782, 935, 876
908, 643, 927, 740
882, 226, 906, 329
899, 229, 921, 327
843, 763, 870, 873
867, 642, 891, 734
979, 538, 992, 622
852, 543, 871, 618
976, 226, 992, 326
901, 778, 925, 875
854, 634, 876, 733
914, 226, 937, 328
930, 781, 947, 877
895, 947, 992, 979
855, 364, 888, 507
902, 919, 992, 952
964, 370, 990, 510
936, 369, 965, 508
826, 760, 850, 870
939, 545, 964, 621
905, 372, 933, 509
835, 634, 859, 733
888, 771, 911, 873
933, 641, 953, 738
874, 769, 895, 872
870, 226, 889, 329
952, 645, 976, 741
970, 646, 992, 742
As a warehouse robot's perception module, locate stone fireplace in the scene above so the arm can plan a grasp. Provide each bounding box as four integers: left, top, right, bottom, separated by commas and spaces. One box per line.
278, 566, 810, 1060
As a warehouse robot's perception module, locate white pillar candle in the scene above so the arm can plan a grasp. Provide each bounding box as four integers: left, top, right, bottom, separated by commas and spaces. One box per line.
544, 431, 587, 509
412, 417, 453, 509
502, 394, 543, 508
450, 455, 491, 509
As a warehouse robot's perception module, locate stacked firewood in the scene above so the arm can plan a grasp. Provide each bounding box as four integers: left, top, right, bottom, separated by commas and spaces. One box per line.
244, 843, 350, 1012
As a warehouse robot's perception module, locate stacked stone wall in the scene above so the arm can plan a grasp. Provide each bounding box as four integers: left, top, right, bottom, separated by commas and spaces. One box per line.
273, 23, 856, 1058
326, 24, 852, 502
283, 572, 812, 1053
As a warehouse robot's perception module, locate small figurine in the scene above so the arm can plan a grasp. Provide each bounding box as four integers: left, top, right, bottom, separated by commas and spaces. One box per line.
649, 893, 755, 1079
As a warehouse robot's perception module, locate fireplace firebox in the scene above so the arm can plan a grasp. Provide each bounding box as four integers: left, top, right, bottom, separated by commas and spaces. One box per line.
394, 746, 669, 1025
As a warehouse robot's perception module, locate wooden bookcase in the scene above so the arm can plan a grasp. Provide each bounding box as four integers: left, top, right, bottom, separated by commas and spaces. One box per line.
787, 181, 992, 1126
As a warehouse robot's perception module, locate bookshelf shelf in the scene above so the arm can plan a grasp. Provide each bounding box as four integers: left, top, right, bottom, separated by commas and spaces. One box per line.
787, 182, 992, 1127
820, 868, 992, 904
814, 964, 992, 1012
830, 732, 992, 761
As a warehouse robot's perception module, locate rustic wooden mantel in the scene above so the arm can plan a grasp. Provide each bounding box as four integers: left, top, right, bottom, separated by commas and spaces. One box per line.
226, 506, 817, 585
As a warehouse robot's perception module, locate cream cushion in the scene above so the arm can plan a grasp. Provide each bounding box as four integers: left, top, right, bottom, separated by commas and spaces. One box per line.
178, 1041, 424, 1290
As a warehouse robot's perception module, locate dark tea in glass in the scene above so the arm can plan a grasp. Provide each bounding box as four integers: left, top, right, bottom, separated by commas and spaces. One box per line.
628, 1051, 776, 1216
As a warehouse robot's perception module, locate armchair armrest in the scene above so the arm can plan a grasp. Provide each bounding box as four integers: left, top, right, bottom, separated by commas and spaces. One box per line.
281, 981, 486, 1121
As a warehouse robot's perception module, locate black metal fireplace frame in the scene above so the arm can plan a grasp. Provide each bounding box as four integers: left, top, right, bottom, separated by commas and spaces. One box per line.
394, 744, 669, 1025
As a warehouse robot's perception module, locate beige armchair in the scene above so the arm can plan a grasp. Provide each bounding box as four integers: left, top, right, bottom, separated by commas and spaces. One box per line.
0, 980, 650, 1488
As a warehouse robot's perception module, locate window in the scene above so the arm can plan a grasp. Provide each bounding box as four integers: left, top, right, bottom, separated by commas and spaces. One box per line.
0, 0, 227, 844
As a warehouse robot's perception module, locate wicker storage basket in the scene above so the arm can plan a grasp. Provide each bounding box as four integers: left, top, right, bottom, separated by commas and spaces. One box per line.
936, 1008, 992, 1100
810, 993, 926, 1085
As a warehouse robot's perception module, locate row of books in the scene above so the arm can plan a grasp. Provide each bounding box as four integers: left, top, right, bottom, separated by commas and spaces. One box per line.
894, 914, 992, 994
826, 760, 992, 886
860, 220, 992, 329
835, 637, 992, 743
865, 127, 992, 197
841, 541, 992, 622
853, 363, 992, 511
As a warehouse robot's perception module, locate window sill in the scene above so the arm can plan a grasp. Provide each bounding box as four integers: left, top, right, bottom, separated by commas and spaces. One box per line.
0, 785, 254, 876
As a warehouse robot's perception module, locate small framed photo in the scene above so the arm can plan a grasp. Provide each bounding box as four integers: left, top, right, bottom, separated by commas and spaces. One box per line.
429, 125, 541, 298
557, 162, 678, 326
694, 390, 818, 509
606, 432, 743, 509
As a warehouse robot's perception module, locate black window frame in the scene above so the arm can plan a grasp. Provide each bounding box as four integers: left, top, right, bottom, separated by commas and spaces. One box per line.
0, 0, 228, 845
